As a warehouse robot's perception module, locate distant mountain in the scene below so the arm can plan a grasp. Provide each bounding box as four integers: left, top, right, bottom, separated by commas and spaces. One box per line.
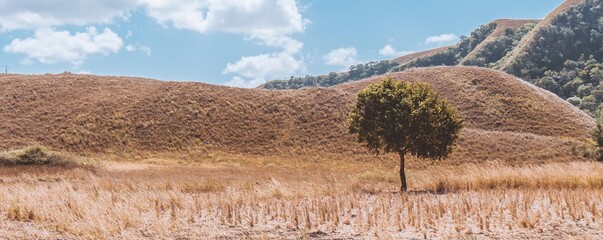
260, 18, 536, 90
262, 0, 603, 117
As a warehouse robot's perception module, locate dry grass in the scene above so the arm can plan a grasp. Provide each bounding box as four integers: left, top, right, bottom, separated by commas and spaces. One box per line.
0, 154, 602, 239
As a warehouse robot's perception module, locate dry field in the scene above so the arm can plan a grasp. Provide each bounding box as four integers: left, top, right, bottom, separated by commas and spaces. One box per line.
1, 152, 603, 239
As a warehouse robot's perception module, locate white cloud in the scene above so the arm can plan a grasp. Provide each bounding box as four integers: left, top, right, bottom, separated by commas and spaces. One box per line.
139, 0, 308, 52
126, 43, 152, 56
378, 44, 413, 57
224, 76, 268, 88
223, 52, 303, 88
0, 0, 136, 31
3, 27, 123, 65
425, 33, 460, 44
323, 47, 359, 67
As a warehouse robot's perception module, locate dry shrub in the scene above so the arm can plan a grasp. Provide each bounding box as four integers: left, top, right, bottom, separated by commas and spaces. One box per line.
0, 145, 97, 170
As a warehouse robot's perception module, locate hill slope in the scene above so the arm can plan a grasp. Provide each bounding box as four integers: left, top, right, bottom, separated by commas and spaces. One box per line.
392, 45, 454, 65
335, 67, 594, 138
0, 67, 595, 163
459, 19, 539, 66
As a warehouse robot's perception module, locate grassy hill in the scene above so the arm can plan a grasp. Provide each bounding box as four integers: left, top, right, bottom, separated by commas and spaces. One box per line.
0, 67, 595, 163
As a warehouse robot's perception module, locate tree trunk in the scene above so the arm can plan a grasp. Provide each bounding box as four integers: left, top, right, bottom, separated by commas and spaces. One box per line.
398, 151, 407, 192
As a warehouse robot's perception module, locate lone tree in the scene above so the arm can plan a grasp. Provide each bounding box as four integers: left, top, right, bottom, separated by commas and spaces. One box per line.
348, 78, 463, 191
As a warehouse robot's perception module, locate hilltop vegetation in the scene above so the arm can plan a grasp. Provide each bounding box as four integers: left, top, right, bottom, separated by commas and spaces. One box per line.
259, 60, 398, 89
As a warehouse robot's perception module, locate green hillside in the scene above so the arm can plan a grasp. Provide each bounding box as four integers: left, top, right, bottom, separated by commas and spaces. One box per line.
504, 0, 603, 116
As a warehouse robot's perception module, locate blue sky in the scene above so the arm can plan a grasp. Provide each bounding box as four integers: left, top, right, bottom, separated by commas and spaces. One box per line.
0, 0, 564, 87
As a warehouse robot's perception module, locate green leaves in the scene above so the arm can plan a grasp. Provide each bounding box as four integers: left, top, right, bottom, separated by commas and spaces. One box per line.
348, 78, 463, 159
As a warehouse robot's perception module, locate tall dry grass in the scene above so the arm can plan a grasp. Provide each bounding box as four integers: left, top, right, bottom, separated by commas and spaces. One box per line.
0, 157, 602, 239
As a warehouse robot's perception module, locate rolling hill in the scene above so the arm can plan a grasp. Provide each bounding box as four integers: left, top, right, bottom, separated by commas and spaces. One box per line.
0, 67, 595, 163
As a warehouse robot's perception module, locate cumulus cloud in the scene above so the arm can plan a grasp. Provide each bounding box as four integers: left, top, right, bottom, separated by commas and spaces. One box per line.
139, 0, 308, 52
323, 47, 359, 67
135, 0, 309, 87
0, 0, 135, 31
378, 45, 413, 57
425, 33, 460, 44
0, 0, 309, 85
223, 52, 303, 88
3, 27, 123, 65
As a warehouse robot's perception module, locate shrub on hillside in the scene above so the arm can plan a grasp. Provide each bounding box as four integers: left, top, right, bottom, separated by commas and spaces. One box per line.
0, 145, 96, 169
591, 123, 603, 161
